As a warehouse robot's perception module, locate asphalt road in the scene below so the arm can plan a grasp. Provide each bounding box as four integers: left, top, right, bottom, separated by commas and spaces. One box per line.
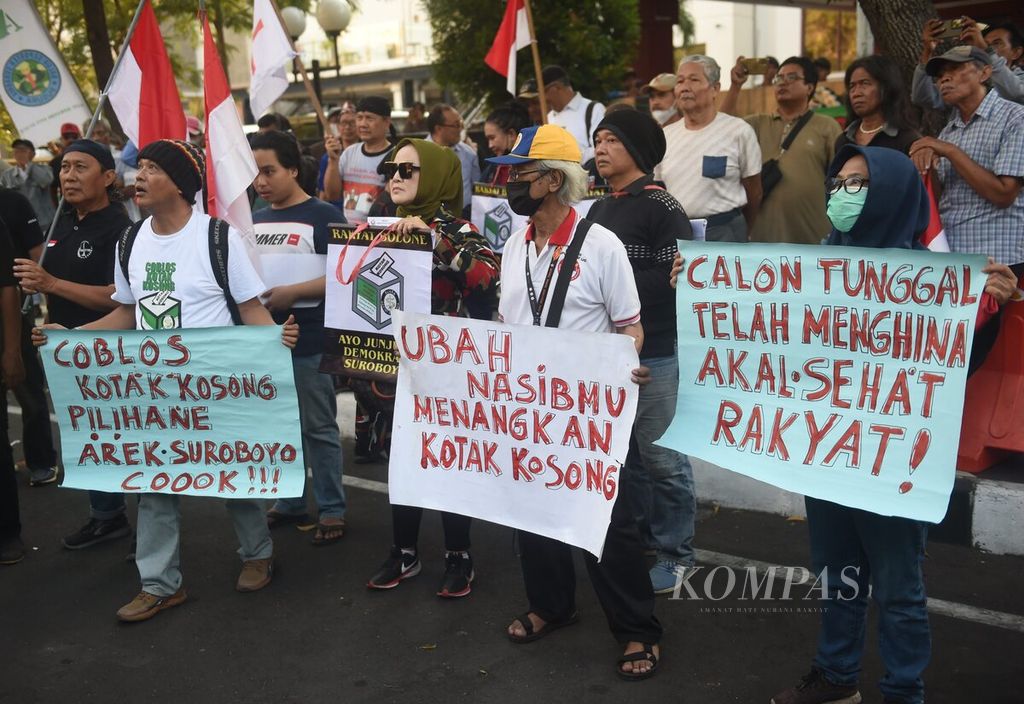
2, 393, 1023, 704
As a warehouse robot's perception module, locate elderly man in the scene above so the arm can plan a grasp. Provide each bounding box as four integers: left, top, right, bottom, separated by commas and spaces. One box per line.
913, 18, 1024, 108
655, 55, 762, 242
724, 55, 841, 245
1, 139, 55, 231
642, 73, 679, 126
910, 46, 1024, 263
323, 96, 394, 224
426, 103, 481, 218
487, 124, 662, 680
543, 65, 607, 165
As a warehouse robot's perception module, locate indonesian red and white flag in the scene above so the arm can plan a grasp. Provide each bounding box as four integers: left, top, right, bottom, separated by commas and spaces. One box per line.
107, 0, 186, 146
484, 0, 531, 95
248, 0, 297, 118
922, 172, 950, 252
203, 12, 257, 237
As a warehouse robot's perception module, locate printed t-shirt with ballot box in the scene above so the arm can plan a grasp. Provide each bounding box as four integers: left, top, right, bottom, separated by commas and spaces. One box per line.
338, 143, 390, 225
252, 198, 344, 357
470, 182, 607, 253
322, 221, 433, 380
112, 212, 265, 328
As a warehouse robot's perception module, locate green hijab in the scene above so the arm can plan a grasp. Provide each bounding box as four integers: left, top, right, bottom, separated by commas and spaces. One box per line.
389, 138, 464, 219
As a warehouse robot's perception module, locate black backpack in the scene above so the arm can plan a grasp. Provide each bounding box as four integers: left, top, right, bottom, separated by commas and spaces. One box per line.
118, 216, 242, 325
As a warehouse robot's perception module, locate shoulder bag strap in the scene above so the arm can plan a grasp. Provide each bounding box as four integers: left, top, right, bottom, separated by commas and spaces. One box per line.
544, 218, 593, 329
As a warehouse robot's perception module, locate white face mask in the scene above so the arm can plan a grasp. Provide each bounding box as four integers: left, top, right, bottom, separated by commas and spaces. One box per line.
652, 107, 676, 124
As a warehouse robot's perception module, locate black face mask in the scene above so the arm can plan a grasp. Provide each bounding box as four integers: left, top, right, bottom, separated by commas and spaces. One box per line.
506, 180, 546, 217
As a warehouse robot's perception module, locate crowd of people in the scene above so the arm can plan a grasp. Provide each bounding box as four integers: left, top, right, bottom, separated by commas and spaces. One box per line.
1, 11, 1023, 701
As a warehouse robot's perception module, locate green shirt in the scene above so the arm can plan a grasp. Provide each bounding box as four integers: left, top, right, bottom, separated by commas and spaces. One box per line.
745, 111, 842, 245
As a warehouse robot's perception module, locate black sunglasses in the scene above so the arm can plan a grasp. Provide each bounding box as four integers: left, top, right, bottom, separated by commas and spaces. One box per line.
382, 161, 421, 180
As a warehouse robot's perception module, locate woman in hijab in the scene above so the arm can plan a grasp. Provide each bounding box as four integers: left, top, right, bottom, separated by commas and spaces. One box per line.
366, 138, 499, 598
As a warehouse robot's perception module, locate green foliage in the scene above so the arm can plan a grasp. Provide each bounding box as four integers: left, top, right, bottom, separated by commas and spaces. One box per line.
425, 0, 640, 107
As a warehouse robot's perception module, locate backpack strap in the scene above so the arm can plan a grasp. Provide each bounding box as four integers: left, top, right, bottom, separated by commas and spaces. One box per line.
117, 220, 145, 286
207, 217, 243, 326
584, 100, 596, 147
544, 218, 593, 329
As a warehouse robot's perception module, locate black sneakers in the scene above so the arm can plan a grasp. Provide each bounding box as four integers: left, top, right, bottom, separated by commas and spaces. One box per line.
367, 547, 421, 589
62, 515, 131, 550
437, 551, 474, 598
771, 669, 862, 704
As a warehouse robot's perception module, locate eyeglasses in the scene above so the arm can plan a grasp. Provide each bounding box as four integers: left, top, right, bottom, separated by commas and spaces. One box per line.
508, 168, 548, 183
772, 73, 805, 85
382, 161, 421, 180
826, 176, 869, 195
439, 121, 464, 129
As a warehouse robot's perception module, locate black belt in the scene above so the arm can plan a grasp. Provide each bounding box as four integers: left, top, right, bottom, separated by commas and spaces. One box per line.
704, 208, 742, 227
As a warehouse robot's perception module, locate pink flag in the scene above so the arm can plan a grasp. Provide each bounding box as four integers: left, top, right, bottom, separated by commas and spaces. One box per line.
484, 0, 531, 95
248, 0, 297, 118
921, 172, 950, 252
107, 0, 186, 146
203, 12, 257, 236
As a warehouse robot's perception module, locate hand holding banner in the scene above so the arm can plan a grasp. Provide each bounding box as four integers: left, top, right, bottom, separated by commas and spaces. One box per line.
40, 326, 304, 499
658, 241, 986, 523
389, 311, 639, 557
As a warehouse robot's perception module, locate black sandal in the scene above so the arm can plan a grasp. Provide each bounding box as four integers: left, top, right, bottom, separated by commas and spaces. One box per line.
616, 644, 659, 681
506, 611, 579, 644
310, 521, 346, 546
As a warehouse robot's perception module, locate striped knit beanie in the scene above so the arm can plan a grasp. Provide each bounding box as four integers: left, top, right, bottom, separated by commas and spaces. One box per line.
138, 139, 206, 205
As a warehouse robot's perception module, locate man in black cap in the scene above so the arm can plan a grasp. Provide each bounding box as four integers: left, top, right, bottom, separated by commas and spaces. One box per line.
33, 139, 298, 622
322, 95, 394, 224
543, 65, 606, 165
586, 109, 697, 597
15, 139, 133, 551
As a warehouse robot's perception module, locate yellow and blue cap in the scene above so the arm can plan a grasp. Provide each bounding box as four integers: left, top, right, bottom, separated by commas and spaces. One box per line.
486, 124, 582, 164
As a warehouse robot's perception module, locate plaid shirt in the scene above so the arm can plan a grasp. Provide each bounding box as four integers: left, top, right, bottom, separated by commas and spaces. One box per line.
428, 212, 499, 316
936, 89, 1024, 263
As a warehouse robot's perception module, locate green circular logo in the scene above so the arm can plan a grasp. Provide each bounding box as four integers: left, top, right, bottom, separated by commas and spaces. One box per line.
3, 50, 61, 107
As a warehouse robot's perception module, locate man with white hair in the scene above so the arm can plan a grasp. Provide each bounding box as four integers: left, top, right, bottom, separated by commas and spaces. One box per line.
655, 55, 762, 242
487, 124, 663, 681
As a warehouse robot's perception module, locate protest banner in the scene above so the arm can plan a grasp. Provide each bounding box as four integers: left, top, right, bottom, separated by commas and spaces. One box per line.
470, 182, 606, 252
389, 310, 639, 557
0, 0, 91, 144
658, 241, 987, 523
40, 326, 304, 499
322, 224, 433, 380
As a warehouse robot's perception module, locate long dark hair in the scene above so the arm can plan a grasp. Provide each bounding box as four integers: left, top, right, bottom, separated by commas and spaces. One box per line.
843, 55, 913, 131
485, 101, 531, 133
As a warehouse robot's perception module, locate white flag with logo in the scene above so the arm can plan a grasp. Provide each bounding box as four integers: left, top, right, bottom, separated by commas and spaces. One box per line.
248, 0, 296, 118
0, 0, 90, 144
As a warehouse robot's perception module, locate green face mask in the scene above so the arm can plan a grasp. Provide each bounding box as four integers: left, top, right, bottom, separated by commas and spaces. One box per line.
826, 188, 868, 233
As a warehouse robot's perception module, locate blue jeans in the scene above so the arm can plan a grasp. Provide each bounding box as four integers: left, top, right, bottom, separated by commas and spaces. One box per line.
89, 491, 126, 521
622, 355, 696, 566
135, 494, 272, 596
806, 497, 930, 704
272, 354, 346, 520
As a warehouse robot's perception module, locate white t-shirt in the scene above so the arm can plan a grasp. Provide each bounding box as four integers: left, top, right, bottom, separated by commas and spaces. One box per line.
655, 112, 762, 219
337, 142, 390, 224
548, 92, 606, 165
112, 212, 265, 330
499, 209, 640, 334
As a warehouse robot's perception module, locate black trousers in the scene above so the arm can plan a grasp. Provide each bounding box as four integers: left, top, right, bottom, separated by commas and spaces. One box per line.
13, 317, 56, 470
392, 504, 471, 552
1, 390, 20, 540
518, 489, 662, 645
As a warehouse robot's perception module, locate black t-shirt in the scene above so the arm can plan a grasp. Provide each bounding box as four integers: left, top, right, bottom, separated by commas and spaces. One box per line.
0, 187, 44, 258
0, 221, 16, 288
587, 174, 692, 359
43, 202, 131, 328
834, 121, 920, 156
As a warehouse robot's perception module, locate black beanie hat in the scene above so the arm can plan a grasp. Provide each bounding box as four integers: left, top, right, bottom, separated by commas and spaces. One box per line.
62, 139, 116, 172
592, 109, 666, 174
137, 139, 206, 204
356, 96, 391, 118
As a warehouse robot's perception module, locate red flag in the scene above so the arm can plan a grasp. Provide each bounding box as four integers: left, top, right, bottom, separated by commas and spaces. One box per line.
108, 0, 186, 146
921, 172, 950, 252
484, 0, 531, 95
202, 12, 257, 235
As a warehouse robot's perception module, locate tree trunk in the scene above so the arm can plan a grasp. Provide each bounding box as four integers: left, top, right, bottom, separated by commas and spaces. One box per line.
858, 0, 936, 93
81, 0, 123, 134
212, 0, 230, 79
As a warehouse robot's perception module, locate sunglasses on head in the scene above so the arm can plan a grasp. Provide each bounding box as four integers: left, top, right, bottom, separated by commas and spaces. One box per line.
382, 161, 420, 180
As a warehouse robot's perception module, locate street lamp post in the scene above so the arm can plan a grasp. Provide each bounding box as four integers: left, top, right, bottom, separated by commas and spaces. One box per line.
281, 0, 353, 116
280, 5, 307, 81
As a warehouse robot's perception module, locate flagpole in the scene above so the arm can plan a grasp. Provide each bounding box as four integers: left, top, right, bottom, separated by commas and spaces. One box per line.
267, 0, 330, 134
522, 0, 547, 124
23, 0, 149, 312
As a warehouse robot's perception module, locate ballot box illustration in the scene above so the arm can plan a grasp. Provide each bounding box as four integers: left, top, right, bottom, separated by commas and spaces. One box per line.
138, 291, 182, 330
353, 251, 404, 330
483, 202, 513, 251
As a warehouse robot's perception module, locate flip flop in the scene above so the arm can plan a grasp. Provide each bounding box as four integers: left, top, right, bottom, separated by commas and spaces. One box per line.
616, 644, 659, 681
310, 521, 346, 546
507, 611, 579, 644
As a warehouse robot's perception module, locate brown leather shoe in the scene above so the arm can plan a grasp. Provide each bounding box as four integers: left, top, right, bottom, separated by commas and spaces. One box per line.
116, 588, 187, 623
236, 557, 273, 592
